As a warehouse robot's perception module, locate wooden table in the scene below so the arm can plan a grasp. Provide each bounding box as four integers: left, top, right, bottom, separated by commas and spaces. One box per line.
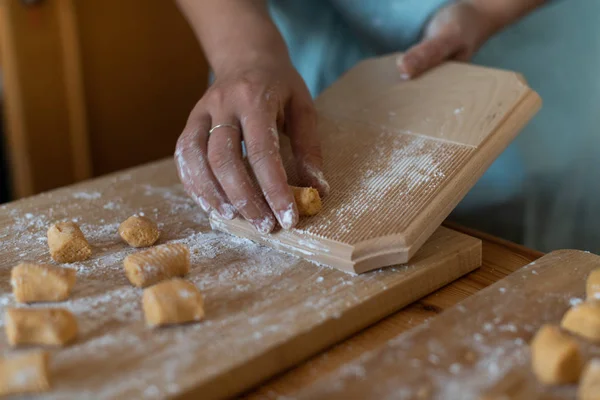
246, 223, 543, 399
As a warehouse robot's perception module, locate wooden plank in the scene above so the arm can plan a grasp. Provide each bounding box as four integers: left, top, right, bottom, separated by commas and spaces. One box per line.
245, 230, 542, 399
212, 54, 542, 273
295, 250, 600, 400
0, 0, 208, 198
72, 0, 208, 176
0, 159, 481, 399
55, 0, 93, 181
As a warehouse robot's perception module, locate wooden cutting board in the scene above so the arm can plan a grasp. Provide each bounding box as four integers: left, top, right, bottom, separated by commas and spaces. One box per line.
0, 160, 481, 399
212, 54, 541, 274
295, 250, 600, 400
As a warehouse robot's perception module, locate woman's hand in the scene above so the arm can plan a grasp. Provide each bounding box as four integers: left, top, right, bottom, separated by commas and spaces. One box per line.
397, 0, 546, 79
175, 58, 329, 234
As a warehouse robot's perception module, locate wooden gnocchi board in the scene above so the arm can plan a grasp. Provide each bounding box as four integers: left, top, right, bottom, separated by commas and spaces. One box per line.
0, 160, 481, 399
212, 53, 541, 274
295, 250, 600, 400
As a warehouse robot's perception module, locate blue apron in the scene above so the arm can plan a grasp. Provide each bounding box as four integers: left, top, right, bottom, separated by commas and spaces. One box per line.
269, 0, 525, 211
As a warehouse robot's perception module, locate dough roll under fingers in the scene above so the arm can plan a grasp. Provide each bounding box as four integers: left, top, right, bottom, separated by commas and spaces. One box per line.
119, 215, 160, 247
290, 186, 322, 217
530, 324, 583, 384
47, 222, 92, 263
142, 279, 205, 327
5, 308, 78, 347
0, 351, 51, 396
123, 243, 190, 288
12, 263, 76, 303
579, 359, 600, 400
561, 301, 600, 341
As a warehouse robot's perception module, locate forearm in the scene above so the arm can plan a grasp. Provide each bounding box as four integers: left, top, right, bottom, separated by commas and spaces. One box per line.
470, 0, 548, 35
176, 0, 290, 74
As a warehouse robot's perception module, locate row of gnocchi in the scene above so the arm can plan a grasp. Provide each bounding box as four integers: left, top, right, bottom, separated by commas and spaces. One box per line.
0, 216, 203, 397
530, 269, 600, 399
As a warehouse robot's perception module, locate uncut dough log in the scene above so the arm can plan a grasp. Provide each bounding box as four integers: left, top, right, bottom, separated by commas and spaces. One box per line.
119, 215, 160, 247
587, 269, 600, 300
0, 351, 50, 396
142, 279, 204, 327
5, 308, 78, 347
12, 263, 76, 303
579, 359, 600, 400
561, 301, 600, 341
291, 186, 322, 217
530, 324, 583, 384
47, 221, 92, 263
124, 243, 190, 288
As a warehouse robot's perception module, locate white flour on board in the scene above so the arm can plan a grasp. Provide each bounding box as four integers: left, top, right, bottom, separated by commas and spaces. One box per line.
0, 167, 419, 399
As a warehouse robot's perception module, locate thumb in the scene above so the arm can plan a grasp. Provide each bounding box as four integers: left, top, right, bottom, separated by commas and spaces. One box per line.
397, 32, 463, 79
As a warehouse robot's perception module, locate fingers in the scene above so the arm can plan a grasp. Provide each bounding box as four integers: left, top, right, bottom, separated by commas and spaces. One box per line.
207, 117, 277, 234
174, 113, 233, 217
286, 96, 330, 196
396, 33, 463, 79
242, 104, 299, 230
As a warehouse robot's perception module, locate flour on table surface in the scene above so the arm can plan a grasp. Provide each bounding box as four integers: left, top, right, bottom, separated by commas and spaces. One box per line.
0, 162, 426, 399
295, 253, 600, 400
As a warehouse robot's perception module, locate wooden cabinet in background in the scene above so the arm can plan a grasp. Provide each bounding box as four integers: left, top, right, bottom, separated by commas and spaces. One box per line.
0, 0, 208, 198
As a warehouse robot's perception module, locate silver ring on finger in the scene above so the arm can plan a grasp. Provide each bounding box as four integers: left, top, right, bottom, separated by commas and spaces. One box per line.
207, 123, 247, 158
208, 123, 240, 136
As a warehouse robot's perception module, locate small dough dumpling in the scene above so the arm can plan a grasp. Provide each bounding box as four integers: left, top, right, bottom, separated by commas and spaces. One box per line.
291, 186, 322, 217
12, 263, 76, 303
0, 351, 50, 396
587, 269, 600, 300
47, 221, 92, 263
119, 215, 160, 248
530, 324, 582, 384
142, 278, 204, 327
561, 301, 600, 341
579, 359, 600, 400
5, 308, 78, 347
124, 243, 190, 288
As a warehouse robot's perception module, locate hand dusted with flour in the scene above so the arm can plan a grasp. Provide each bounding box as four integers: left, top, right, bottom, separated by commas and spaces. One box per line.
174, 0, 329, 234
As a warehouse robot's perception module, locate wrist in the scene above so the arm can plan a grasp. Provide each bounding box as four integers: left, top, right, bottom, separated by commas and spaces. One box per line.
210, 43, 292, 77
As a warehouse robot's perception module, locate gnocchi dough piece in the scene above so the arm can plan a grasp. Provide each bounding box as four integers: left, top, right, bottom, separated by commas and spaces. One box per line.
142, 278, 204, 327
0, 351, 50, 396
530, 324, 582, 384
124, 243, 190, 288
119, 215, 160, 247
561, 301, 600, 341
291, 186, 322, 217
47, 221, 92, 263
587, 269, 600, 300
5, 308, 78, 347
12, 263, 76, 303
579, 359, 600, 400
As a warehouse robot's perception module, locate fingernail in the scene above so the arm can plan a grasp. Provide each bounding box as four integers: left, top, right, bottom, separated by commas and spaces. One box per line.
400, 73, 411, 81
219, 204, 236, 220
277, 204, 297, 230
192, 194, 211, 212
304, 163, 331, 196
252, 216, 275, 235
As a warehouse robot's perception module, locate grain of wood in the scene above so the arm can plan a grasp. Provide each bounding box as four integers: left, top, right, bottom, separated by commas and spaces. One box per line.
212, 54, 541, 273
0, 160, 480, 399
245, 229, 540, 399
294, 250, 600, 400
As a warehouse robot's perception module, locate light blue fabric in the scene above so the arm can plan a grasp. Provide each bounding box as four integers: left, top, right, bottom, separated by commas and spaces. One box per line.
268, 0, 524, 211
